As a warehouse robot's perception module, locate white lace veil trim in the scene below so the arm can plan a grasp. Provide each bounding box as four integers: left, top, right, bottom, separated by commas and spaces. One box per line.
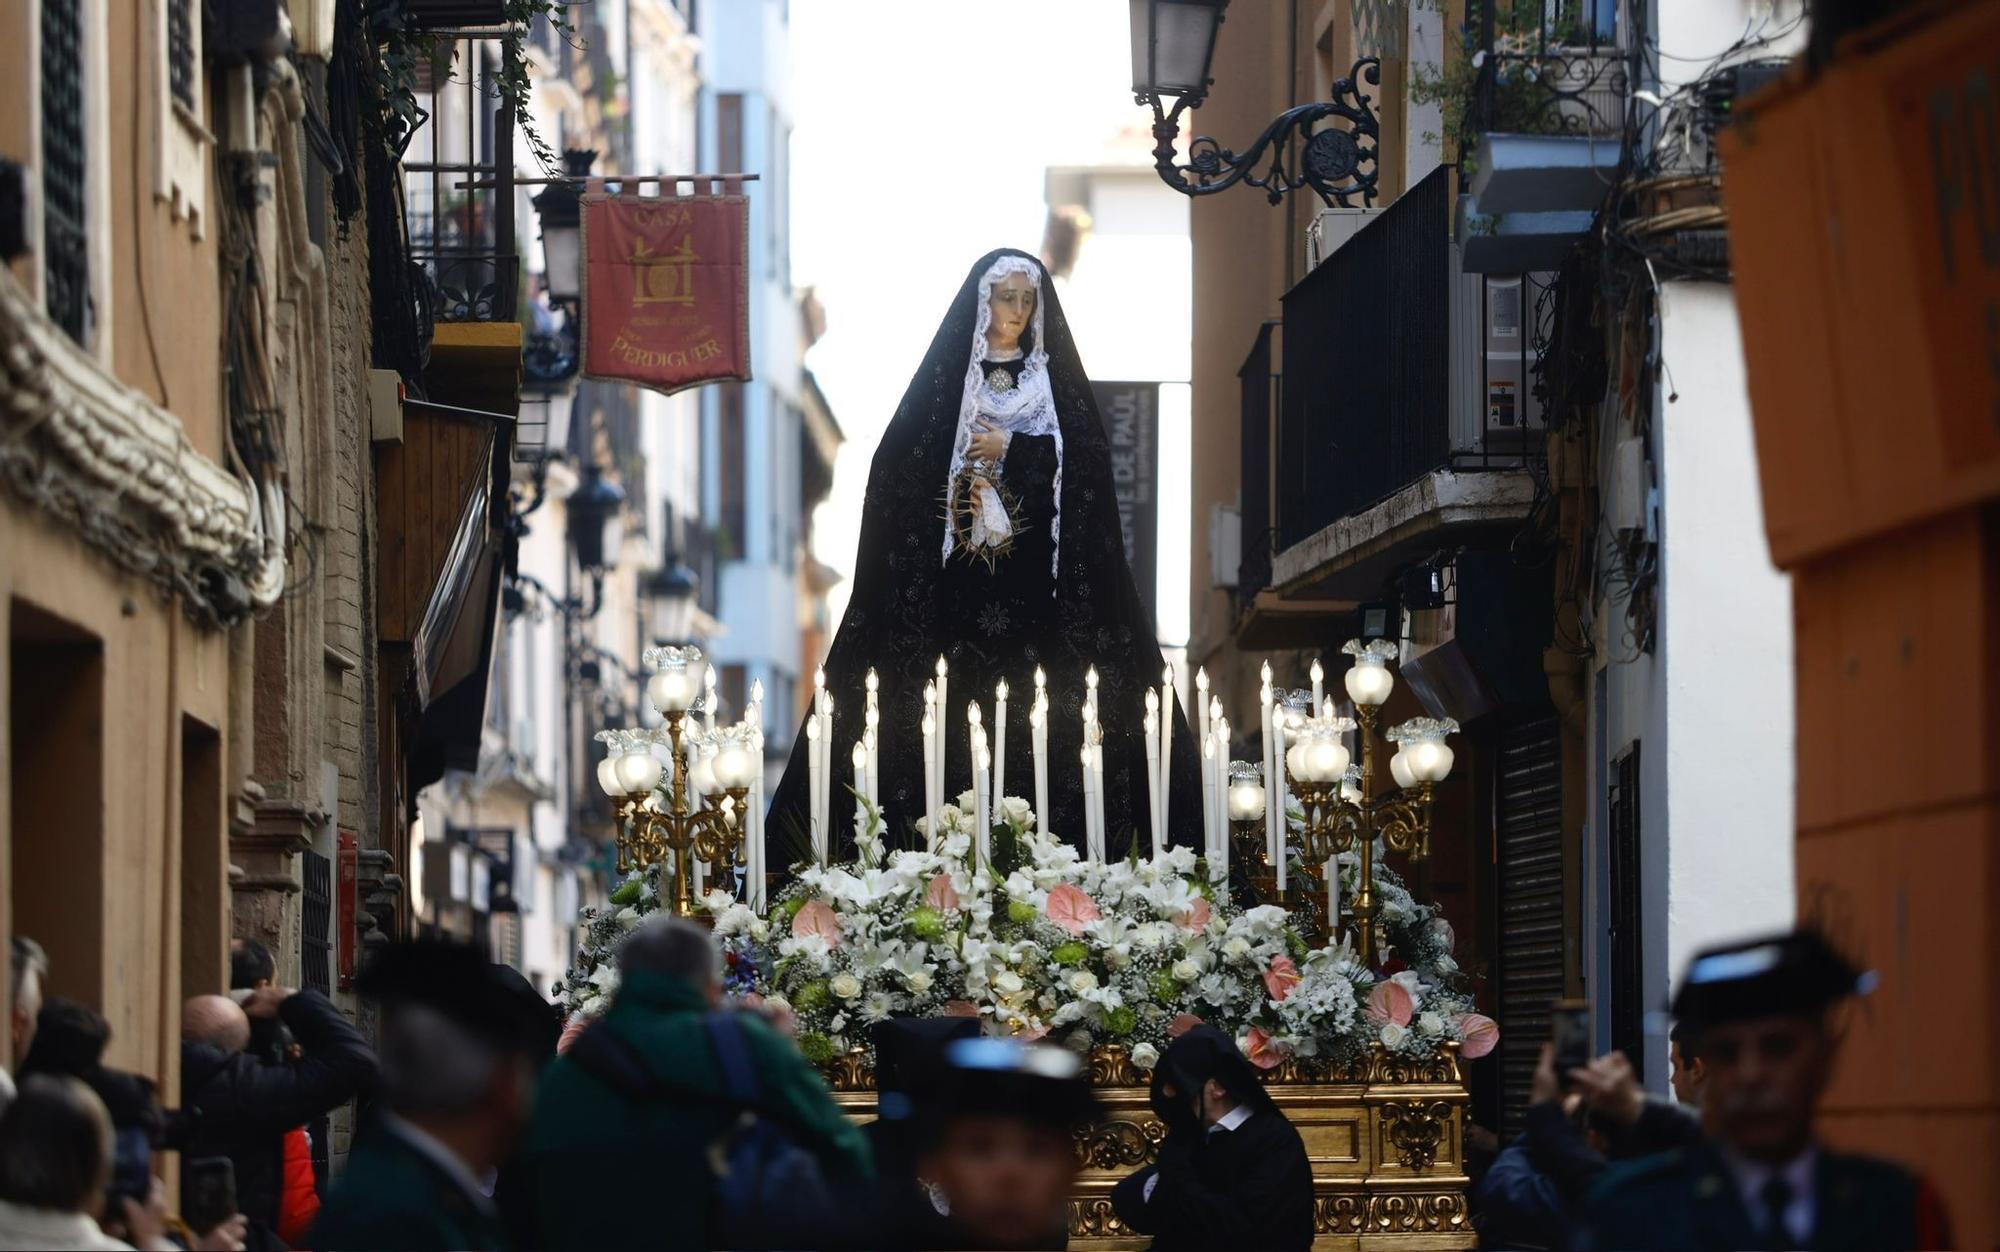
941, 256, 1064, 588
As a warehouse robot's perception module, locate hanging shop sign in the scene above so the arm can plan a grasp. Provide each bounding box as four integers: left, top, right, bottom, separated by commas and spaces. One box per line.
581, 192, 752, 394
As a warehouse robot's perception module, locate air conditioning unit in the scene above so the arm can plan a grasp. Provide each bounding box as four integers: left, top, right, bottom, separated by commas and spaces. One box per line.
1306, 206, 1386, 270
1448, 246, 1551, 455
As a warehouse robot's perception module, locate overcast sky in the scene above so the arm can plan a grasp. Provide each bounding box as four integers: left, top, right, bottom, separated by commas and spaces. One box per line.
790, 0, 1140, 612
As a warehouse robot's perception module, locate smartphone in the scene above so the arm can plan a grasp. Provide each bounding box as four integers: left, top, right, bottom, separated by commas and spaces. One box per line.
182, 1156, 236, 1236
108, 1127, 152, 1207
1551, 997, 1591, 1075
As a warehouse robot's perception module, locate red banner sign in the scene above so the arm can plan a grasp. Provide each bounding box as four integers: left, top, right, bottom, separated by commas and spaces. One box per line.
337, 830, 357, 990
581, 193, 753, 394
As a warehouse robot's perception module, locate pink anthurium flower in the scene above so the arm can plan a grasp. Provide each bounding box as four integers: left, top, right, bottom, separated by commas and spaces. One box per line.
926, 873, 961, 911
1168, 1013, 1205, 1039
791, 898, 841, 949
943, 1000, 980, 1018
1178, 898, 1212, 932
1045, 884, 1102, 936
1262, 955, 1303, 1003
556, 1015, 589, 1056
1454, 1012, 1500, 1059
1244, 1026, 1284, 1069
1366, 980, 1414, 1027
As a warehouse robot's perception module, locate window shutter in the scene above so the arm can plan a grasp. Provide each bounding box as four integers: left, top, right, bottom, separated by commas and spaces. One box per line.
1495, 713, 1565, 1134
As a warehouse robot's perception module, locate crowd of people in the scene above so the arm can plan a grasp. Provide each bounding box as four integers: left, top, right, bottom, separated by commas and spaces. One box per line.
0, 921, 1949, 1251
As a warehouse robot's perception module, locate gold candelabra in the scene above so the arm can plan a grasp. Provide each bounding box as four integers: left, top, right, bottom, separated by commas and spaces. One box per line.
1290, 704, 1442, 967
606, 711, 749, 918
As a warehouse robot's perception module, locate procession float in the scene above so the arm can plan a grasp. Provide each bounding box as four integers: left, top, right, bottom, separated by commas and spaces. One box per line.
558, 643, 1488, 1250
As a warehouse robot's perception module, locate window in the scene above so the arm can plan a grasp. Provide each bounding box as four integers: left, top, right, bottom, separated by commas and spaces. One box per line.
717, 93, 744, 173
40, 0, 90, 343
721, 665, 748, 723
1607, 742, 1644, 1074
719, 383, 746, 559
167, 0, 195, 110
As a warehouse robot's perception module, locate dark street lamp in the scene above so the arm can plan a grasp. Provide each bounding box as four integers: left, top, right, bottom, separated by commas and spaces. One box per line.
567, 463, 626, 581
1131, 0, 1382, 206
532, 148, 596, 304
644, 557, 701, 648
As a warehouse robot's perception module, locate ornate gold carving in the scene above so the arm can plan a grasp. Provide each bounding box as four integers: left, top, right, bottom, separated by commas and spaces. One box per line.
1368, 1190, 1470, 1234
1367, 1040, 1464, 1085
1315, 1193, 1366, 1234
1069, 1198, 1137, 1239
822, 1047, 873, 1092
1086, 1043, 1145, 1088
1380, 1099, 1455, 1170
1074, 1117, 1168, 1169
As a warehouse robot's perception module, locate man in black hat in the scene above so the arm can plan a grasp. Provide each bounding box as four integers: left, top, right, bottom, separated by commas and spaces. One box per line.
309, 941, 555, 1252
1109, 1025, 1314, 1252
903, 1036, 1102, 1251
1576, 928, 1952, 1251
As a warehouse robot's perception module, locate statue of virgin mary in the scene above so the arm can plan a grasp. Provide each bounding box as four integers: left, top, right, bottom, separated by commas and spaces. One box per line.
767, 249, 1203, 860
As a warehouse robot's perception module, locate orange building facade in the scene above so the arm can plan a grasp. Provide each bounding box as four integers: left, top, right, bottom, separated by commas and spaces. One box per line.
1723, 2, 2000, 1243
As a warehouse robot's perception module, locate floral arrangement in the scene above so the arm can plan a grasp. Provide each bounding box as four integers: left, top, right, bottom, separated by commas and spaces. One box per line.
556, 796, 1497, 1076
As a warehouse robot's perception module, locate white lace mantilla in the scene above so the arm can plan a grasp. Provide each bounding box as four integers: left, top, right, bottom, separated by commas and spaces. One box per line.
940, 256, 1063, 587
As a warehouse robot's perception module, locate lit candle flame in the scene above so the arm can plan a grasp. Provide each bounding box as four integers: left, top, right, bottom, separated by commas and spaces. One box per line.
936, 655, 949, 676
996, 679, 1008, 699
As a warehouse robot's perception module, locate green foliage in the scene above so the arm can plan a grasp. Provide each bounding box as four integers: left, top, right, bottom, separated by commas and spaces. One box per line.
1005, 899, 1039, 926
1050, 941, 1089, 967
1406, 0, 1602, 166
796, 1032, 836, 1065
1104, 1005, 1138, 1037
609, 875, 643, 907
375, 0, 578, 175
793, 979, 830, 1012
908, 906, 946, 942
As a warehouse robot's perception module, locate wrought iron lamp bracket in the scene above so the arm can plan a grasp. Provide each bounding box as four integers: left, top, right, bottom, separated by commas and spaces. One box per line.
1149, 57, 1383, 206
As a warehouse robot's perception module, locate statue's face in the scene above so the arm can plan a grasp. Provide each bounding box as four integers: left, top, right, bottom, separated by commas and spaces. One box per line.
985, 271, 1037, 352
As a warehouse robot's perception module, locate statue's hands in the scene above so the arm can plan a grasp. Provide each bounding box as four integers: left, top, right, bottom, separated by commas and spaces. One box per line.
970, 476, 995, 509
968, 420, 1009, 462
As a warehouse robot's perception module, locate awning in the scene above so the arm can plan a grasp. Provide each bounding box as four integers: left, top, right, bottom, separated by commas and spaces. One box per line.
408, 470, 507, 793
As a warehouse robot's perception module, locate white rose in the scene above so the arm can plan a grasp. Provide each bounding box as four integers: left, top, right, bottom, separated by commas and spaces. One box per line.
1067, 969, 1099, 994
830, 973, 863, 1001
999, 796, 1032, 826
994, 970, 1025, 995
1436, 953, 1459, 975
1418, 1011, 1444, 1036
763, 995, 792, 1014
1130, 1041, 1161, 1070
614, 906, 641, 929
749, 918, 771, 941
1171, 959, 1201, 983
956, 790, 977, 812
1379, 1022, 1410, 1049
905, 970, 934, 994
1222, 936, 1253, 961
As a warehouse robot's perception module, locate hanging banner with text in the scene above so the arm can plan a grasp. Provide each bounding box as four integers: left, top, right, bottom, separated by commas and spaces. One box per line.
581, 193, 753, 394
1093, 381, 1160, 625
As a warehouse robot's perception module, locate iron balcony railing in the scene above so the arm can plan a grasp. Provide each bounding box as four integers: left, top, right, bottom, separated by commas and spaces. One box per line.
402, 29, 518, 323
1277, 167, 1454, 546
1236, 322, 1279, 611
1469, 0, 1628, 140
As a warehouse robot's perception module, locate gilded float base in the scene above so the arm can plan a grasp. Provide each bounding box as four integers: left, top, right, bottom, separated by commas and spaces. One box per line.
829, 1045, 1475, 1250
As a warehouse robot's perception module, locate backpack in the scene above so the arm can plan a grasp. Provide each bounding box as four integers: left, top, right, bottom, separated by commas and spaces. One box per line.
566, 1012, 834, 1245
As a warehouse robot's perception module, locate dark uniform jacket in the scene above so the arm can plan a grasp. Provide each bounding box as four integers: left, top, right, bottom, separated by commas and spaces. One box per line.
181, 990, 379, 1252
309, 1116, 509, 1252
1109, 1108, 1316, 1252
1575, 1140, 1952, 1251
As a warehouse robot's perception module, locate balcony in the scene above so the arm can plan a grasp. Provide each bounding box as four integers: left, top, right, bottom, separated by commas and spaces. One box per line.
1235, 166, 1539, 641
1457, 0, 1630, 272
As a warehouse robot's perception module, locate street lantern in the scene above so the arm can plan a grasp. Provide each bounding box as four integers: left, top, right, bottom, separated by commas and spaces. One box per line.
644, 557, 701, 647
514, 387, 575, 461
1130, 0, 1227, 106
567, 463, 625, 575
533, 148, 597, 303
1129, 0, 1382, 207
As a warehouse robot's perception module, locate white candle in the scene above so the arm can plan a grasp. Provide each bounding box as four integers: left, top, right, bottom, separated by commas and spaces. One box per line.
1030, 701, 1049, 837
1310, 657, 1324, 713
1328, 855, 1340, 943
805, 717, 823, 865
1159, 665, 1174, 845
852, 741, 868, 833
864, 705, 880, 808
1081, 744, 1099, 863
967, 701, 983, 808
1152, 704, 1168, 856
975, 742, 993, 865
935, 656, 949, 812
1270, 714, 1288, 894
993, 680, 1008, 807
1093, 737, 1108, 863
704, 665, 719, 732
1201, 736, 1221, 881
921, 709, 938, 848
748, 681, 765, 911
